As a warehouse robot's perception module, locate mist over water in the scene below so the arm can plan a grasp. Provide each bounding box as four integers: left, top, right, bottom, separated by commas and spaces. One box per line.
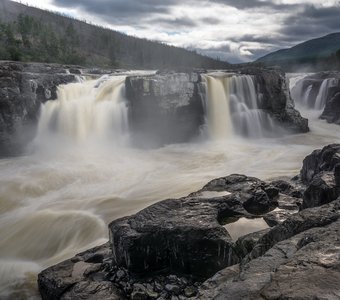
1, 73, 340, 299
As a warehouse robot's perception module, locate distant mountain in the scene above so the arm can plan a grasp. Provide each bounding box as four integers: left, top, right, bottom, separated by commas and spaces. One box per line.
256, 33, 340, 71
0, 0, 229, 69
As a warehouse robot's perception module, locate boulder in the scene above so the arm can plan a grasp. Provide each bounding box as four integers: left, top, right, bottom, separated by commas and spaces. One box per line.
109, 174, 279, 279
302, 171, 338, 209
300, 144, 340, 184
300, 144, 340, 208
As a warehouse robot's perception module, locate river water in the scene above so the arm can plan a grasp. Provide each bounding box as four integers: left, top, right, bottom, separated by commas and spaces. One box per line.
0, 73, 339, 299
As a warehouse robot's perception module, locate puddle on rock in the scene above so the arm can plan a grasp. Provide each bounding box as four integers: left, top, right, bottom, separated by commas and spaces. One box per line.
224, 217, 269, 241
196, 191, 231, 199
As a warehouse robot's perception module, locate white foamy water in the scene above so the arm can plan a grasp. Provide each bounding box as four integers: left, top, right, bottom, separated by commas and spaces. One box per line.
0, 73, 340, 299
203, 73, 278, 139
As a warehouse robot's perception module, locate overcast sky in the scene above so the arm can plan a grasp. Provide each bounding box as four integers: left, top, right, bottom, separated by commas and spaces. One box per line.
12, 0, 340, 63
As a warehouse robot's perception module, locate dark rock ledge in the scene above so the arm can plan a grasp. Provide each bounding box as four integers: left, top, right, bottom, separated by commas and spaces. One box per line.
38, 144, 340, 299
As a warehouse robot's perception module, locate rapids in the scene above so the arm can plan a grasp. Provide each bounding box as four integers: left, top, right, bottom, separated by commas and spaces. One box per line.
0, 72, 339, 299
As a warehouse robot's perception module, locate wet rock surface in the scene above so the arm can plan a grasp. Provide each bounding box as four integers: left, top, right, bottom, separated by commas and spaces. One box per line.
199, 200, 340, 300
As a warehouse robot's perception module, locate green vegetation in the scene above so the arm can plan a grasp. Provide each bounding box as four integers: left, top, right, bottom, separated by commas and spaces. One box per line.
0, 14, 85, 65
256, 33, 340, 71
0, 1, 229, 69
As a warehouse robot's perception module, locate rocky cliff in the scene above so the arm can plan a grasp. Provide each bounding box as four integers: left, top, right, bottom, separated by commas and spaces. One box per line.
38, 144, 340, 300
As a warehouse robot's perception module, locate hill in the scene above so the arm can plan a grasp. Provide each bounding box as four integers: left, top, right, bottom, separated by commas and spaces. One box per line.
256, 33, 340, 71
0, 0, 229, 69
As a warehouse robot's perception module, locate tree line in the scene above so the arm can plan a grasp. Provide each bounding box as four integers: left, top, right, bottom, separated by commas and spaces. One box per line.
0, 12, 229, 69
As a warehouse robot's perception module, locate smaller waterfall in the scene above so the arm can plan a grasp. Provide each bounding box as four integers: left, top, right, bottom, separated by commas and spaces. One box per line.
203, 74, 277, 140
290, 75, 338, 111
314, 78, 337, 110
35, 75, 129, 146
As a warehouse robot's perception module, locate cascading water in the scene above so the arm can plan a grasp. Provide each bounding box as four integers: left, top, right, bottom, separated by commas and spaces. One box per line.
203, 74, 277, 139
203, 75, 233, 140
290, 74, 338, 111
314, 78, 338, 110
35, 75, 129, 147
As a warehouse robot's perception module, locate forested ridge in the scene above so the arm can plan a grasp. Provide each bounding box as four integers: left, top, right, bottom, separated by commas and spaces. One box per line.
256, 33, 340, 71
0, 0, 229, 69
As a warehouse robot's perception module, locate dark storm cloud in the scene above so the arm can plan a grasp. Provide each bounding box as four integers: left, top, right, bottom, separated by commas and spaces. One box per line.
276, 4, 340, 47
52, 0, 181, 21
209, 0, 297, 10
151, 17, 197, 28
201, 17, 222, 25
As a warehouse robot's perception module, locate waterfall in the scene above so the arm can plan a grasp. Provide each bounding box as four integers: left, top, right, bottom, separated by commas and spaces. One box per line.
203, 74, 276, 140
35, 75, 129, 146
204, 75, 233, 140
314, 78, 337, 110
290, 75, 338, 110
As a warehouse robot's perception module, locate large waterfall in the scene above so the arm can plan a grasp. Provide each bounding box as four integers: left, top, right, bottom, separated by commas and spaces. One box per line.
203, 74, 276, 140
35, 75, 129, 147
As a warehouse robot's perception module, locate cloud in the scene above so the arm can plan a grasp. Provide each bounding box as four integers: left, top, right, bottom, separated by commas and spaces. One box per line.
20, 0, 340, 63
